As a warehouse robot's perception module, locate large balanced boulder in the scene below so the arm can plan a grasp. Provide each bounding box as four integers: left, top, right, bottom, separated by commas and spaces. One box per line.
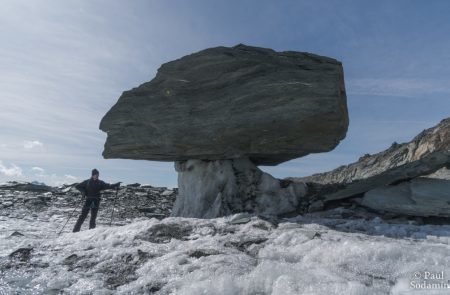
100, 44, 348, 166
100, 44, 349, 218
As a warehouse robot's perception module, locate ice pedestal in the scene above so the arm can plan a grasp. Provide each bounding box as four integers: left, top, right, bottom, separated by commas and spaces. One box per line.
171, 158, 307, 218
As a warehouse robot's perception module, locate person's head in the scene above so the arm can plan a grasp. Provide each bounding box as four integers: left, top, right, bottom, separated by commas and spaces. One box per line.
91, 168, 99, 180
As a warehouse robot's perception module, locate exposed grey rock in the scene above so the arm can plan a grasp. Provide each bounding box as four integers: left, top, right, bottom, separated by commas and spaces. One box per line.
63, 254, 79, 266
289, 117, 450, 184
172, 157, 307, 218
136, 222, 193, 243
230, 217, 251, 225
188, 249, 222, 258
100, 44, 348, 166
2, 201, 13, 208
9, 231, 24, 237
137, 207, 156, 213
224, 236, 268, 256
9, 247, 33, 262
0, 181, 54, 192
24, 197, 48, 208
161, 190, 174, 196
140, 185, 154, 189
229, 213, 252, 223
359, 178, 450, 217
308, 200, 324, 212
426, 166, 450, 180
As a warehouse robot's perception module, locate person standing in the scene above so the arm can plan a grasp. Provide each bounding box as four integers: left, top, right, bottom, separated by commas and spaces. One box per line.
72, 169, 121, 232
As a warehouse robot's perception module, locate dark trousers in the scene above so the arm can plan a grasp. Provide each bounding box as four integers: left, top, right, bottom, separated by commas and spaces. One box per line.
73, 197, 100, 232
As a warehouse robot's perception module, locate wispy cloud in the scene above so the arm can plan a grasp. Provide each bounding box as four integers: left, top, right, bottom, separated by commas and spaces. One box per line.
24, 140, 44, 149
31, 166, 46, 176
34, 173, 79, 187
0, 161, 23, 177
0, 163, 79, 186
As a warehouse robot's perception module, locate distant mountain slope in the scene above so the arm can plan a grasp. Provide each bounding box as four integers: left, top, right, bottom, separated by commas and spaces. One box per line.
288, 117, 450, 185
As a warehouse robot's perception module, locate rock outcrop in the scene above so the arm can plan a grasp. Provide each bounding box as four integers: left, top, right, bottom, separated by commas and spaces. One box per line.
100, 44, 348, 166
100, 44, 349, 218
0, 181, 54, 192
0, 182, 177, 220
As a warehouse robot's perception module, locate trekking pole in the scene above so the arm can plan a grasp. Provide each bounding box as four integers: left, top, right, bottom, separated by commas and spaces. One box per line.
57, 194, 84, 236
109, 187, 120, 226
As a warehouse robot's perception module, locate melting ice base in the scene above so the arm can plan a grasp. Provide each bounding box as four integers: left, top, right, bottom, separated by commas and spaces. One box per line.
1, 210, 450, 295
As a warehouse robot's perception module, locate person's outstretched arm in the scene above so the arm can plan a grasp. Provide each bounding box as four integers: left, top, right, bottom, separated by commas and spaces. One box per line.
100, 181, 121, 191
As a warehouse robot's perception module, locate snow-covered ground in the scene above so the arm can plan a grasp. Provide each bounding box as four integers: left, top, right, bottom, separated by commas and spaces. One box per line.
1, 207, 450, 294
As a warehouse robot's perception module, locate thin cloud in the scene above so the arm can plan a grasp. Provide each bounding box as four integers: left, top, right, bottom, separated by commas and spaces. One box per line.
0, 161, 23, 177
31, 166, 46, 177
31, 166, 45, 172
31, 173, 80, 186
24, 140, 44, 149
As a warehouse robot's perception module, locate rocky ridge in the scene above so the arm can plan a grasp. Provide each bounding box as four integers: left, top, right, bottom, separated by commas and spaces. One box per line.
0, 182, 177, 223
290, 117, 450, 185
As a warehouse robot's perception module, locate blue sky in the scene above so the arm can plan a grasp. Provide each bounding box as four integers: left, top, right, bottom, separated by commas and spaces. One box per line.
1, 0, 449, 187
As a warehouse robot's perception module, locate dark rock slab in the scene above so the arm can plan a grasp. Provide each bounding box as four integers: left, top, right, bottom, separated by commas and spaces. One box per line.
188, 249, 222, 258
136, 222, 192, 243
9, 231, 24, 237
321, 150, 450, 203
63, 254, 79, 266
9, 247, 33, 262
100, 44, 348, 166
359, 177, 450, 217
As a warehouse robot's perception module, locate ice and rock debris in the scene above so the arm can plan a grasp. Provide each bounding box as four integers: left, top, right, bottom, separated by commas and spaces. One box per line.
0, 194, 450, 295
1, 182, 450, 294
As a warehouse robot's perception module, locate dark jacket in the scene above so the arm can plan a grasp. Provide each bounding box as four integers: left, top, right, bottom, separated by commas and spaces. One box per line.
75, 178, 119, 198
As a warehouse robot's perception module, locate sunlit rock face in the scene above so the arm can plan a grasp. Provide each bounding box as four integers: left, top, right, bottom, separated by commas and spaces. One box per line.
100, 44, 348, 166
290, 117, 450, 185
172, 158, 307, 218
